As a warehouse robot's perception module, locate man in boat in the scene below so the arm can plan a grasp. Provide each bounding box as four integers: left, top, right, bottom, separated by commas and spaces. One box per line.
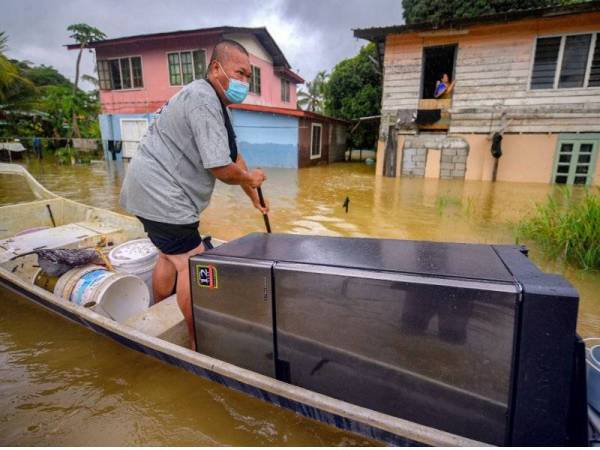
120, 40, 268, 351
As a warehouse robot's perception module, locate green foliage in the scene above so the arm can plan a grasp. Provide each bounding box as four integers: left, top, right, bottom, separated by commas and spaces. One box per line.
297, 71, 327, 113
21, 63, 72, 87
0, 29, 101, 147
55, 146, 75, 165
0, 32, 36, 106
402, 0, 575, 25
67, 23, 106, 47
323, 43, 382, 149
516, 188, 600, 270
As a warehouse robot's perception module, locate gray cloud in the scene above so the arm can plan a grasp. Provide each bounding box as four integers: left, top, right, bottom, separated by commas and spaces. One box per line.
2, 0, 403, 90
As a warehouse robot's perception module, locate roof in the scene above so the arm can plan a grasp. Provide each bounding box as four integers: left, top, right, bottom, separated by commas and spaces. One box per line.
229, 103, 349, 124
354, 1, 600, 42
66, 26, 303, 83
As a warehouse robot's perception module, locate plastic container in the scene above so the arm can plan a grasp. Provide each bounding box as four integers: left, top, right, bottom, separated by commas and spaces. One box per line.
109, 239, 158, 303
31, 268, 59, 293
81, 272, 150, 323
54, 265, 105, 301
53, 264, 150, 323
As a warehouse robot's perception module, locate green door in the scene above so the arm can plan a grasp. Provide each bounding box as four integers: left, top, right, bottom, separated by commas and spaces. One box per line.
553, 135, 599, 185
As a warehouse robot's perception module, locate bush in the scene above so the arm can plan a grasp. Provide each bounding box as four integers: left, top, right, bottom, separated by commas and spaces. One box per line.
517, 188, 600, 270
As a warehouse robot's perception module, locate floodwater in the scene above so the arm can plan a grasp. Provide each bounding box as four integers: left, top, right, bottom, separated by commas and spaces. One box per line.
0, 157, 598, 445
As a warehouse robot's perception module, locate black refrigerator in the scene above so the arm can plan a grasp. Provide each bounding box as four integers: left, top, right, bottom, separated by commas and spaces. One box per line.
189, 233, 583, 445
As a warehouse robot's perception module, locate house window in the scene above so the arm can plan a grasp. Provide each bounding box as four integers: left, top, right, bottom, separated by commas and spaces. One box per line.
531, 33, 599, 89
281, 78, 290, 102
552, 135, 599, 185
250, 65, 261, 95
98, 60, 111, 90
167, 50, 207, 86
97, 56, 143, 90
310, 123, 322, 159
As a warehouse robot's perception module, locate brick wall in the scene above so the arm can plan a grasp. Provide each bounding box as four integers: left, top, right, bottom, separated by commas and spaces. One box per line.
401, 134, 469, 179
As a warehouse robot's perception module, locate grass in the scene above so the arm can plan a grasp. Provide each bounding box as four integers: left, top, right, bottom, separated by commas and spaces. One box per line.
516, 187, 600, 271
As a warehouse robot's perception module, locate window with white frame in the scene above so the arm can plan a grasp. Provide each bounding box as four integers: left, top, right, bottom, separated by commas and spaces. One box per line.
281, 78, 290, 102
250, 65, 261, 95
530, 32, 600, 89
310, 123, 322, 159
97, 56, 143, 90
167, 50, 206, 86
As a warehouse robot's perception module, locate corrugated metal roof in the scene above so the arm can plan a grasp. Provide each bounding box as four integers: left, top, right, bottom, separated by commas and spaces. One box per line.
229, 103, 349, 124
354, 1, 600, 41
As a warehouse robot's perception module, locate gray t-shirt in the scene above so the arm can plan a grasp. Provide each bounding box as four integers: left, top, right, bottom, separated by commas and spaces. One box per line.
120, 79, 232, 224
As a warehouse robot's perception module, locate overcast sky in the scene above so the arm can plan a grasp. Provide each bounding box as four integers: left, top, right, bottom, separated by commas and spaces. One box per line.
2, 0, 403, 91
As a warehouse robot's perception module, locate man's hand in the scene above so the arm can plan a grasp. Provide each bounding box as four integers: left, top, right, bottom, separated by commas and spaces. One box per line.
252, 194, 269, 215
244, 169, 266, 189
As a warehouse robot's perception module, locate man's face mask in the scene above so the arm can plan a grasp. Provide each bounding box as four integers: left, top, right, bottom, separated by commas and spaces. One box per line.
217, 62, 249, 104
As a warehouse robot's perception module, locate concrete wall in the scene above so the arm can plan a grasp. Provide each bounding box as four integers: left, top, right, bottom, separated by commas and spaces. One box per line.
461, 133, 557, 183
231, 109, 299, 168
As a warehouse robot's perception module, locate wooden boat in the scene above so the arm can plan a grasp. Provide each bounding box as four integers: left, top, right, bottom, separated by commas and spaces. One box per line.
0, 162, 485, 446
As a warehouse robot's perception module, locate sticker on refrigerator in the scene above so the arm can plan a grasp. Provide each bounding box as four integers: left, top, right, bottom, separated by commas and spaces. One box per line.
196, 265, 218, 289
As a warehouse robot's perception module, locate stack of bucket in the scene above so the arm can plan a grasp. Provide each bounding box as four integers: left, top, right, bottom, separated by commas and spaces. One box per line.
45, 264, 150, 322
108, 238, 158, 304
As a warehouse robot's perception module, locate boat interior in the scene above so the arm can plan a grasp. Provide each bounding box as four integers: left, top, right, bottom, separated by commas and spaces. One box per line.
0, 163, 194, 348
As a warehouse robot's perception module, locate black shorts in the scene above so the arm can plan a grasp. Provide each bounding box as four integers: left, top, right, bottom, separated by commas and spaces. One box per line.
137, 216, 201, 255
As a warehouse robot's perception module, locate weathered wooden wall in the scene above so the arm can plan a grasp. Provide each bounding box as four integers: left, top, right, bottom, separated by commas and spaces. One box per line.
298, 118, 330, 167
381, 11, 600, 134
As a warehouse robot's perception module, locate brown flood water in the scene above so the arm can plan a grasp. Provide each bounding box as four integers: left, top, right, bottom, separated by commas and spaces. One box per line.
0, 157, 598, 445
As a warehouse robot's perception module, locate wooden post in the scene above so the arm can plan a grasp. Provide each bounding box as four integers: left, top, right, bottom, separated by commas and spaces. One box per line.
383, 126, 397, 177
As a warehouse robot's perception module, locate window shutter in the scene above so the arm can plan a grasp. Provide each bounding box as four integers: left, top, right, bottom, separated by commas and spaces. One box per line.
97, 60, 112, 90
588, 38, 600, 87
120, 58, 132, 89
531, 37, 561, 89
109, 59, 122, 90
558, 34, 592, 88
193, 50, 206, 79
131, 57, 143, 88
168, 53, 181, 85
180, 52, 194, 84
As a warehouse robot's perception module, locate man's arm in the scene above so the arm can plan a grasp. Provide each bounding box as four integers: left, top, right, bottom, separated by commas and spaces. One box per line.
209, 160, 265, 188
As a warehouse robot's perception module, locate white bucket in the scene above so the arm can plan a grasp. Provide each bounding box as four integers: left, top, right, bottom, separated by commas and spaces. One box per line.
54, 264, 150, 323
54, 265, 105, 301
109, 239, 158, 303
85, 272, 150, 323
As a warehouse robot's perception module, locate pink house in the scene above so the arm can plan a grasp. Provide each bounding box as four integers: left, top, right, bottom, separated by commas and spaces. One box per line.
67, 26, 342, 167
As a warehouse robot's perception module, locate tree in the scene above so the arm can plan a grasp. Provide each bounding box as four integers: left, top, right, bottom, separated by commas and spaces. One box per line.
23, 64, 72, 87
324, 43, 382, 149
0, 32, 36, 109
66, 23, 106, 138
297, 71, 328, 113
402, 0, 572, 25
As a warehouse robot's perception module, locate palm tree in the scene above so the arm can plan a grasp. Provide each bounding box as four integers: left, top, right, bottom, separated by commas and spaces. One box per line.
0, 31, 35, 108
66, 23, 106, 138
0, 32, 20, 103
297, 71, 328, 113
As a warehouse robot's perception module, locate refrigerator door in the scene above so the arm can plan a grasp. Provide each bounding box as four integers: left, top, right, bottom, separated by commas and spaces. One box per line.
274, 262, 520, 445
190, 256, 276, 377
